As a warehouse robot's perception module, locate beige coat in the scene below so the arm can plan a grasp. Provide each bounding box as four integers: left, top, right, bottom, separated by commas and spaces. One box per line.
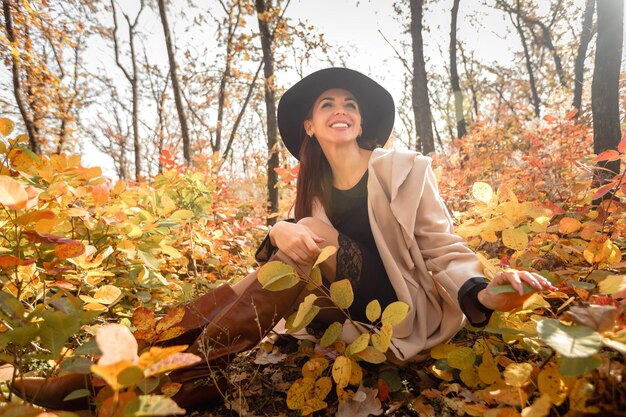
274, 148, 485, 363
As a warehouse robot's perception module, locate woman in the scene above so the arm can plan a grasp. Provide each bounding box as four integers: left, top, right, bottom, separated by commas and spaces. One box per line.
12, 68, 556, 411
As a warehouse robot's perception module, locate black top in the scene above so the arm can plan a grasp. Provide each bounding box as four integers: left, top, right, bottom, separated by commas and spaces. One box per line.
255, 171, 494, 327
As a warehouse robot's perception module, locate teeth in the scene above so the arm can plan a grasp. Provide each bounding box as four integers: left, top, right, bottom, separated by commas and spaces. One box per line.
331, 123, 349, 128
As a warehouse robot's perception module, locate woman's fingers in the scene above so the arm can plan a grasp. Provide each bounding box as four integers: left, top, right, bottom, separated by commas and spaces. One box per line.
496, 270, 557, 295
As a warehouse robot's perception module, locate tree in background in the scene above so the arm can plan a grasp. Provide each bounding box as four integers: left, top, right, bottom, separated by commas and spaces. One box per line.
591, 0, 623, 178
409, 0, 435, 154
158, 0, 191, 166
572, 0, 595, 117
255, 0, 280, 225
449, 0, 466, 139
111, 0, 145, 180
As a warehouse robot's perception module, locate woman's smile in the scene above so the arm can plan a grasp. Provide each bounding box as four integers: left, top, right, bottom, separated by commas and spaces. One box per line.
304, 88, 363, 146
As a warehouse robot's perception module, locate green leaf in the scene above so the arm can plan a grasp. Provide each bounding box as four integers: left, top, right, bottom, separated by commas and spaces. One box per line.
488, 283, 534, 295
64, 388, 91, 402
117, 365, 145, 387
330, 279, 354, 309
39, 311, 81, 358
558, 355, 601, 377
381, 301, 409, 326
537, 318, 602, 358
320, 322, 343, 347
257, 261, 299, 291
137, 250, 162, 270
170, 209, 195, 220
568, 280, 596, 290
284, 306, 320, 334
5, 326, 38, 347
125, 395, 186, 416
365, 300, 381, 322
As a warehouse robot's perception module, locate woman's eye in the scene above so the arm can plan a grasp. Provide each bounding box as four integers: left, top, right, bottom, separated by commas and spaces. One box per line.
321, 102, 332, 108
346, 103, 357, 109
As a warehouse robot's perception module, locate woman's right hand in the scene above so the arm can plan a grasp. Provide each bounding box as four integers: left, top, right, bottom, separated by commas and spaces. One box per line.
269, 221, 324, 265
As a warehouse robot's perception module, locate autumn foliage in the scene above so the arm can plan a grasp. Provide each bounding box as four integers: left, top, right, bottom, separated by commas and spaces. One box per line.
1, 112, 626, 416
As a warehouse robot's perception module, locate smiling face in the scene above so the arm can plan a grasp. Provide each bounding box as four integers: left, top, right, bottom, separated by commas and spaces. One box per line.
303, 88, 363, 149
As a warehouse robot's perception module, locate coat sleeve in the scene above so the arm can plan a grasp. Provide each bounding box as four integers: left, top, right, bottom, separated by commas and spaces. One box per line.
412, 162, 489, 320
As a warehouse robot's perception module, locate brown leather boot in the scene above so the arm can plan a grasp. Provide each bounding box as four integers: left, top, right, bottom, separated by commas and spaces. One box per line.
10, 284, 239, 411
168, 255, 310, 409
9, 373, 95, 410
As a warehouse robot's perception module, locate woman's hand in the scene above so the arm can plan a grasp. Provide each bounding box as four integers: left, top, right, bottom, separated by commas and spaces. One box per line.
269, 221, 324, 265
477, 270, 558, 312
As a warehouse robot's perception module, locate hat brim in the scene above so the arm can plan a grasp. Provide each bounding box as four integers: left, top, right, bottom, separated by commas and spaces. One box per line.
277, 68, 395, 160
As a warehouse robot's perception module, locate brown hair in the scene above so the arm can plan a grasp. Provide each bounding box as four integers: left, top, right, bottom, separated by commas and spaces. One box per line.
294, 132, 332, 220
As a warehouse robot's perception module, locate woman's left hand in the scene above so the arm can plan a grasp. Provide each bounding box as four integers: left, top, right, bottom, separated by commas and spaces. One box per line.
478, 270, 558, 312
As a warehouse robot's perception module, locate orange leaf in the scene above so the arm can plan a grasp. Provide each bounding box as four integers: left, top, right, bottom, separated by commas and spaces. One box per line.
559, 217, 582, 234
143, 352, 202, 377
593, 182, 617, 200
0, 255, 35, 268
132, 307, 157, 335
377, 379, 389, 402
0, 175, 28, 210
594, 150, 620, 162
56, 242, 86, 259
543, 115, 557, 123
155, 306, 185, 334
564, 108, 578, 120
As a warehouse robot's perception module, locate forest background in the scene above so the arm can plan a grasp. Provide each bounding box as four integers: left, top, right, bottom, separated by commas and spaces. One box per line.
0, 0, 625, 416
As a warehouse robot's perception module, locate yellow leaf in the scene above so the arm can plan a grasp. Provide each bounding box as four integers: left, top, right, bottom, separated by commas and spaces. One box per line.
371, 323, 392, 353
91, 360, 135, 391
257, 261, 299, 291
521, 394, 551, 417
503, 363, 533, 387
306, 266, 323, 290
93, 285, 122, 305
447, 347, 476, 370
301, 398, 327, 416
332, 356, 352, 388
559, 217, 582, 234
314, 376, 332, 401
160, 244, 182, 259
347, 333, 369, 355
320, 322, 343, 347
293, 294, 318, 329
287, 377, 315, 410
537, 364, 565, 406
569, 379, 599, 413
0, 118, 14, 136
480, 230, 498, 243
302, 358, 329, 379
355, 346, 387, 364
529, 216, 550, 233
472, 182, 494, 204
478, 350, 500, 385
314, 245, 337, 267
598, 275, 626, 295
366, 300, 381, 322
0, 175, 28, 210
348, 359, 362, 385
171, 209, 194, 220
430, 343, 456, 360
460, 366, 479, 388
502, 228, 528, 251
330, 279, 354, 309
381, 301, 409, 326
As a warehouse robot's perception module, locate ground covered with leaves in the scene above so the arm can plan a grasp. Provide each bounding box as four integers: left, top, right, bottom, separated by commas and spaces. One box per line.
0, 112, 625, 417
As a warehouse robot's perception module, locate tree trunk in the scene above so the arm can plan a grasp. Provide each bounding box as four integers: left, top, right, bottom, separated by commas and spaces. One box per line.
409, 0, 435, 154
513, 0, 541, 118
592, 0, 623, 178
573, 0, 595, 116
3, 0, 39, 153
255, 0, 279, 226
449, 0, 466, 138
157, 0, 191, 166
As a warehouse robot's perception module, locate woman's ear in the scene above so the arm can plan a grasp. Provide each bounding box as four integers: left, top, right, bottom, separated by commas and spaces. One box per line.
303, 120, 312, 136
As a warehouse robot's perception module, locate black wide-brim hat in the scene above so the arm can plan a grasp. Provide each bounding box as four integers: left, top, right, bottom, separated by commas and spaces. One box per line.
277, 68, 395, 160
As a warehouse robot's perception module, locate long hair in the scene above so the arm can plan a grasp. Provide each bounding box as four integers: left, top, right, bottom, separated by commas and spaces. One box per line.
294, 132, 332, 220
